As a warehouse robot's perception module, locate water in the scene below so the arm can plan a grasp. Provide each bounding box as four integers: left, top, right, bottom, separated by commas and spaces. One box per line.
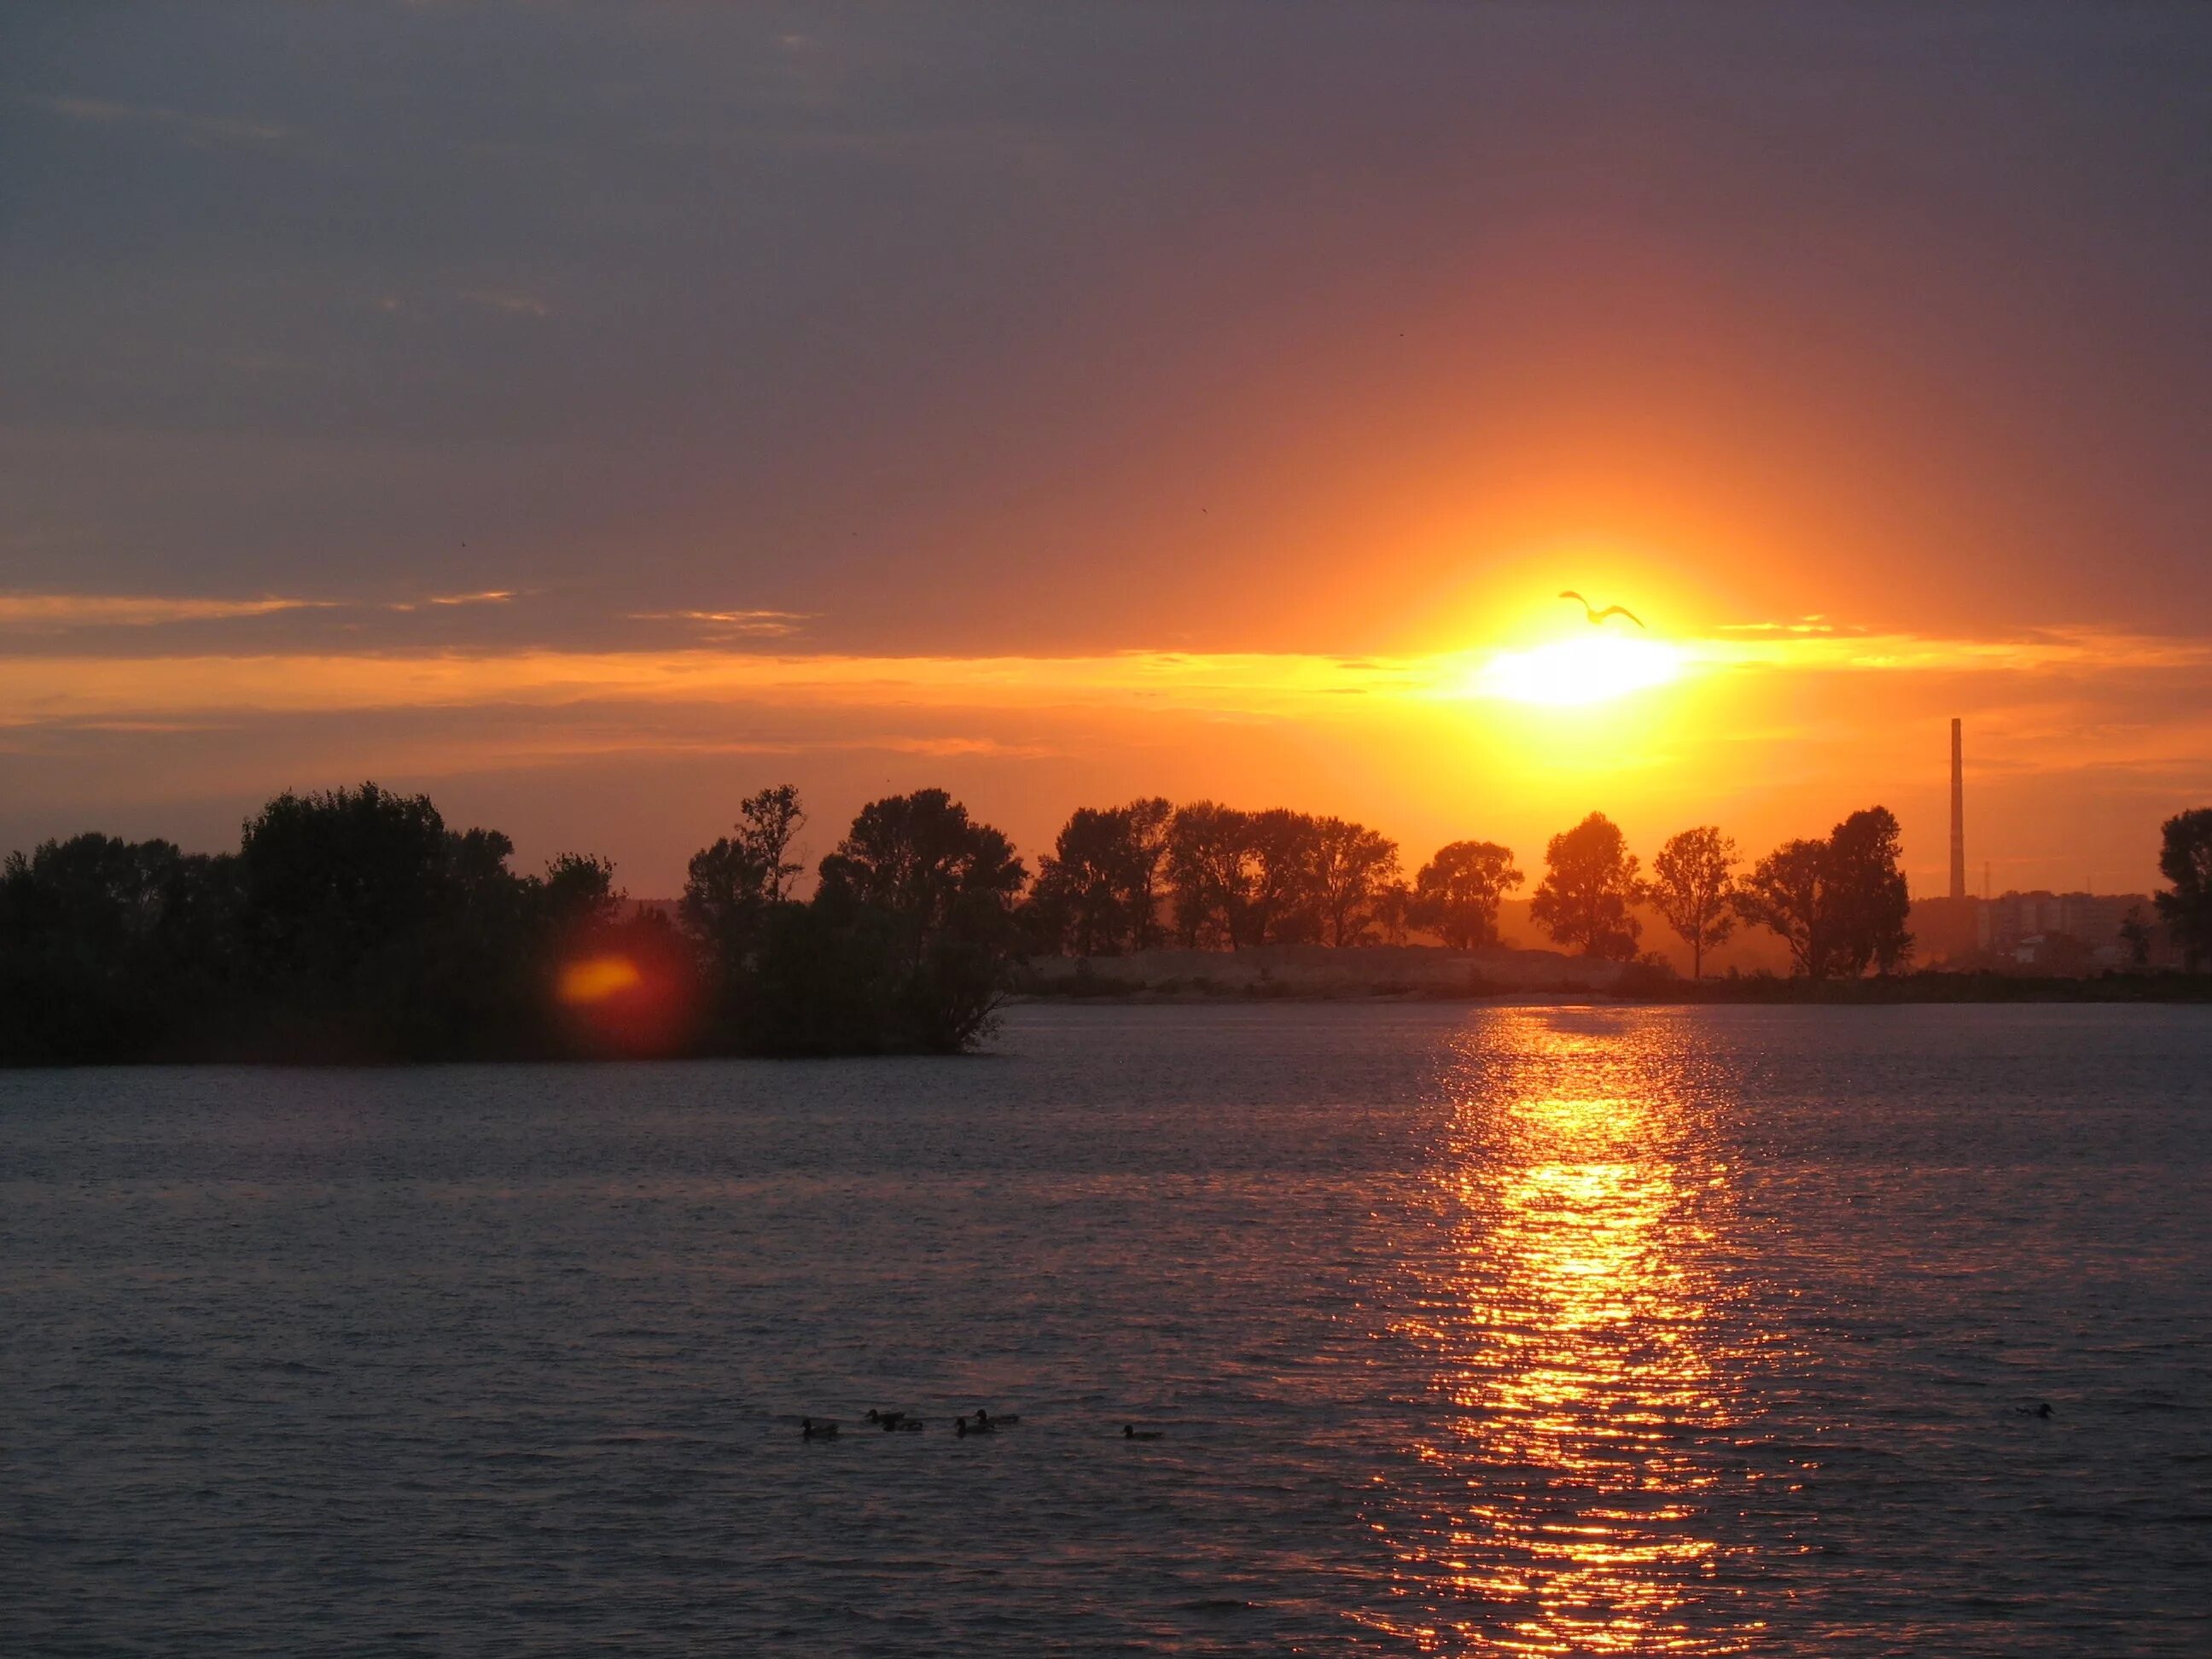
3, 1003, 2209, 1655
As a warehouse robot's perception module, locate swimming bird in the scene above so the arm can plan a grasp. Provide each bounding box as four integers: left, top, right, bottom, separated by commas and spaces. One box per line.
1122, 1423, 1162, 1441
800, 1417, 838, 1440
1559, 591, 1645, 628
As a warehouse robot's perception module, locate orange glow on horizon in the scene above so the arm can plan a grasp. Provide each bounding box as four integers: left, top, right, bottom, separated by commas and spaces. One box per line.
3, 592, 2204, 896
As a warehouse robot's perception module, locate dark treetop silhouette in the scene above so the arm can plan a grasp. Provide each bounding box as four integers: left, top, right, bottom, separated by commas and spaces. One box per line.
1732, 807, 1914, 981
1528, 812, 1646, 962
0, 783, 1025, 1063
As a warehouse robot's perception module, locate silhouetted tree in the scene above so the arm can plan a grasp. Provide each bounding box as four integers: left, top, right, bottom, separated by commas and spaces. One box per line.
1166, 803, 1332, 949
814, 788, 1026, 1050
1309, 817, 1401, 946
541, 853, 623, 936
1734, 838, 1829, 978
747, 887, 903, 1054
1529, 812, 1644, 959
1027, 797, 1173, 955
0, 834, 236, 1061
1167, 801, 1258, 949
1734, 807, 1912, 979
818, 789, 1023, 949
1120, 796, 1174, 949
1825, 807, 1912, 975
1374, 879, 1413, 946
238, 783, 453, 987
682, 783, 807, 978
2154, 806, 2212, 969
1247, 808, 1322, 945
1650, 826, 1738, 979
1409, 840, 1522, 949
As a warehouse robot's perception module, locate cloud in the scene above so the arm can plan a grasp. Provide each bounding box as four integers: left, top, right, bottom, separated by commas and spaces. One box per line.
0, 592, 336, 628
386, 591, 521, 612
28, 95, 290, 145
1689, 628, 2212, 677
627, 608, 814, 637
1, 588, 525, 629
6, 626, 2209, 729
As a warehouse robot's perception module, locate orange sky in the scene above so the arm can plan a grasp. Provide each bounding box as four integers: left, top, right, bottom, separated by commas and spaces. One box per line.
5, 6, 2210, 896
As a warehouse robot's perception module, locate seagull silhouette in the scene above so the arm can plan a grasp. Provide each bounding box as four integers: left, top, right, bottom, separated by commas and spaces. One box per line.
1558, 591, 1645, 629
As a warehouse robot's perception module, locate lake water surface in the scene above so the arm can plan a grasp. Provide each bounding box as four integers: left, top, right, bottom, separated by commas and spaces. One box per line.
4, 1004, 2209, 1654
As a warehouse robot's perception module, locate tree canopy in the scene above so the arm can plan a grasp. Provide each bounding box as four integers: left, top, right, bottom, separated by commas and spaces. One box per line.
1733, 806, 1912, 979
1410, 841, 1522, 950
1529, 812, 1644, 959
1650, 826, 1738, 979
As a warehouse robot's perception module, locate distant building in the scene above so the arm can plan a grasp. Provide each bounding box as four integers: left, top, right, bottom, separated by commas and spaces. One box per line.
1977, 890, 2161, 968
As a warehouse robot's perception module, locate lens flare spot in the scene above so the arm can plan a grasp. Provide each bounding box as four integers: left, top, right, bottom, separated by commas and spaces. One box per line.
557, 954, 643, 1004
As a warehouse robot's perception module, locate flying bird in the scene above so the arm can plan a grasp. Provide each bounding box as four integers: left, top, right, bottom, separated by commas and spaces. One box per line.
1559, 591, 1645, 629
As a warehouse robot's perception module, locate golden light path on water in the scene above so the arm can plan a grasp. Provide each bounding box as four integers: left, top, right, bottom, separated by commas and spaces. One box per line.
1366, 1011, 1767, 1655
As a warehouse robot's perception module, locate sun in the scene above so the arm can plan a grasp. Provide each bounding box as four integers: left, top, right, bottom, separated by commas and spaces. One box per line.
1479, 633, 1685, 707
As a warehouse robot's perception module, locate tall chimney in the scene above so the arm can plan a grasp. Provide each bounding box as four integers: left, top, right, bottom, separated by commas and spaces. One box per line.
1948, 717, 1966, 901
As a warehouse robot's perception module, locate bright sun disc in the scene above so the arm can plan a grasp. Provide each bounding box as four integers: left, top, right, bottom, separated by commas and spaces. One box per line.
1481, 635, 1684, 707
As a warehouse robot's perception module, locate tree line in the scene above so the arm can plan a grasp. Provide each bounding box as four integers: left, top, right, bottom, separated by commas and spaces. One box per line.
0, 783, 1023, 1063
3, 785, 2204, 1064
1022, 796, 1915, 980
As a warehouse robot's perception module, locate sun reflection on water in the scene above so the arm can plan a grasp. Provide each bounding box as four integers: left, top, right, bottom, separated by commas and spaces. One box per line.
1368, 1011, 1761, 1655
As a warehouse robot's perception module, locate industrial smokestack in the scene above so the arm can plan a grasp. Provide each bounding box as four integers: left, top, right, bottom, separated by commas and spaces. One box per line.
1949, 717, 1966, 901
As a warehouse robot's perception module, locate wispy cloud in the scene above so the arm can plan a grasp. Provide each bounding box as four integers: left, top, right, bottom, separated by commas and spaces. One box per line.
1689, 627, 2212, 676
0, 592, 335, 627
387, 591, 521, 613
3, 588, 524, 628
7, 626, 2209, 729
30, 94, 290, 145
628, 608, 814, 637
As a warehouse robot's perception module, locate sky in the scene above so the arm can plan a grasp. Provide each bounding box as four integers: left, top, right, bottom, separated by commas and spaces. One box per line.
4, 2, 2211, 899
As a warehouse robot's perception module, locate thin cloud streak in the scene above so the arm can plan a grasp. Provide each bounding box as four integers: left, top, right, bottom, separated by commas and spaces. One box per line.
627, 608, 815, 637
0, 593, 339, 627
4, 627, 2206, 727
1, 589, 520, 628
27, 93, 292, 144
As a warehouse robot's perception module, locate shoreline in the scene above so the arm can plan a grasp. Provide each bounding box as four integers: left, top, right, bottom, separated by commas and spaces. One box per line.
1011, 970, 2212, 1006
